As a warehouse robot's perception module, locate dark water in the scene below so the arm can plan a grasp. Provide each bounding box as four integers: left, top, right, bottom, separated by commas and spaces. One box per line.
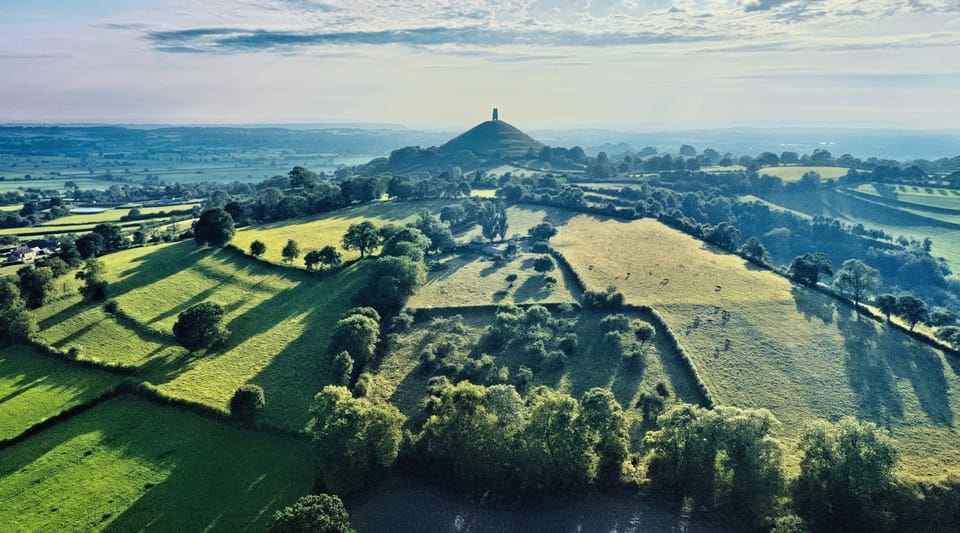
349, 482, 728, 533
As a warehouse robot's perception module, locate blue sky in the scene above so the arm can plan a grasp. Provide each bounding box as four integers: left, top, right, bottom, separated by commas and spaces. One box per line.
1, 0, 959, 130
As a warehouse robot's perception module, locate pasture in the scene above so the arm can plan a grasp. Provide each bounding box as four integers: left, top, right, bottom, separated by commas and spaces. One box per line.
551, 213, 960, 478
407, 250, 578, 309
39, 203, 200, 226
0, 396, 313, 532
852, 183, 960, 211
32, 241, 370, 431
0, 345, 121, 442
758, 165, 850, 182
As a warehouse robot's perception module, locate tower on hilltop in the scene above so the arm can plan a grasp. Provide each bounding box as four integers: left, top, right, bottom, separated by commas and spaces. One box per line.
492, 108, 499, 121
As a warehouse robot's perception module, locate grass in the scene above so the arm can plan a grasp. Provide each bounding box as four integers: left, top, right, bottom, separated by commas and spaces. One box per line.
39, 203, 200, 226
376, 308, 702, 421
758, 166, 850, 182
0, 345, 122, 441
852, 183, 960, 212
407, 249, 578, 309
32, 240, 370, 431
232, 200, 449, 265
551, 213, 960, 478
0, 395, 313, 532
0, 222, 145, 237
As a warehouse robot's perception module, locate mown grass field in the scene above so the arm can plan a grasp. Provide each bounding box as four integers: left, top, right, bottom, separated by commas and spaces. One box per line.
39, 203, 200, 226
376, 309, 702, 424
0, 345, 122, 441
550, 212, 960, 478
758, 165, 850, 182
852, 183, 960, 211
408, 250, 578, 309
0, 395, 313, 532
232, 200, 447, 265
32, 240, 370, 431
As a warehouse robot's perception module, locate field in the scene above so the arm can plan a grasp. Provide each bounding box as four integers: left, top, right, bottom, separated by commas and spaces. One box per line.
408, 250, 578, 309
0, 222, 145, 238
32, 241, 369, 431
0, 396, 313, 531
758, 165, 850, 182
852, 183, 960, 211
0, 345, 122, 441
39, 203, 201, 226
549, 211, 960, 478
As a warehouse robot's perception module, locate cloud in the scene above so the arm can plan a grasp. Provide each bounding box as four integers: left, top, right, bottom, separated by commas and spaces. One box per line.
147, 25, 726, 53
742, 0, 792, 12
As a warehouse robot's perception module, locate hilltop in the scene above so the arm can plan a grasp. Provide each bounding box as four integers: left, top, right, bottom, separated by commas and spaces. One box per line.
440, 119, 544, 158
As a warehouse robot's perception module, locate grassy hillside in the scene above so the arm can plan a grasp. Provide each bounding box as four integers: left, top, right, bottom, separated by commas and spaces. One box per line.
852, 183, 960, 211
440, 120, 544, 158
0, 396, 313, 532
550, 212, 960, 478
33, 241, 369, 431
0, 345, 122, 441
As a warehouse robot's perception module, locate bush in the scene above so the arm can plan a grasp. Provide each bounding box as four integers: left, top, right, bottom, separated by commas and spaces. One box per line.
505, 273, 518, 283
532, 241, 551, 253
229, 384, 265, 422
559, 333, 578, 355
103, 299, 119, 314
269, 494, 355, 533
600, 314, 630, 333
583, 286, 625, 310
172, 302, 229, 351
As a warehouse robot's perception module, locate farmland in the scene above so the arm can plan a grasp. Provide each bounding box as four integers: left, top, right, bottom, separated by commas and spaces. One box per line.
550, 212, 960, 477
0, 396, 313, 532
757, 165, 851, 182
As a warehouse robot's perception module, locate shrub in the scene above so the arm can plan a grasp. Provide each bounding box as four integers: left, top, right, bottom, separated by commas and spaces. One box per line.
172, 302, 228, 351
230, 384, 265, 422
331, 351, 354, 386
269, 494, 355, 533
505, 273, 518, 283
559, 333, 578, 355
600, 313, 631, 333
532, 241, 551, 253
103, 299, 119, 314
584, 286, 625, 310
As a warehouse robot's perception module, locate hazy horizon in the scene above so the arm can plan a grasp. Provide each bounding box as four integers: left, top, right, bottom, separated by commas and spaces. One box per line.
2, 1, 959, 130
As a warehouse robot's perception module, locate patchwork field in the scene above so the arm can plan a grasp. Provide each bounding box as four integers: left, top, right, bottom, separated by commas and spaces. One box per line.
32, 240, 369, 431
758, 165, 851, 182
39, 203, 200, 226
0, 396, 313, 532
550, 213, 960, 478
852, 183, 960, 211
0, 345, 122, 442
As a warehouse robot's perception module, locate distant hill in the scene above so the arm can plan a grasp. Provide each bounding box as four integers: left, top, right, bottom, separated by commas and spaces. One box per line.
440, 119, 544, 158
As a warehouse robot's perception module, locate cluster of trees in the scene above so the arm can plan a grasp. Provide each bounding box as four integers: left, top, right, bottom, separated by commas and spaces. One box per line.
1, 197, 70, 228
172, 302, 229, 351
0, 277, 37, 344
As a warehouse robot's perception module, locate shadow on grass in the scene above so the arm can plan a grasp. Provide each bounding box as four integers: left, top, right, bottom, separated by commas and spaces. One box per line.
835, 307, 954, 428
791, 286, 835, 324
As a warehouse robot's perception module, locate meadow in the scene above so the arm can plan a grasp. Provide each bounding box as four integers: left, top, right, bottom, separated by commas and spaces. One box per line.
0, 395, 313, 531
758, 165, 850, 182
32, 240, 370, 431
549, 212, 960, 478
852, 183, 960, 211
0, 345, 122, 442
39, 203, 200, 226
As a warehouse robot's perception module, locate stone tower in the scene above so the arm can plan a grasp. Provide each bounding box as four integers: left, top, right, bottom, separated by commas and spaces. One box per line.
492, 108, 499, 122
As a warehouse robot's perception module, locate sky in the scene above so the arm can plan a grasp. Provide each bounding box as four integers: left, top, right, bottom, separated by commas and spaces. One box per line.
1, 0, 959, 130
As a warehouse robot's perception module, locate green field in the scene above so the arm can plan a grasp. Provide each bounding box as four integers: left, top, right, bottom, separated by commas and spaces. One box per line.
39, 203, 200, 226
0, 396, 313, 531
758, 165, 851, 182
550, 212, 960, 478
0, 345, 122, 441
852, 183, 960, 211
32, 241, 369, 430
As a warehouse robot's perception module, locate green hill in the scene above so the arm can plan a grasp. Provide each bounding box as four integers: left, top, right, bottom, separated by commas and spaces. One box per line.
441, 120, 544, 157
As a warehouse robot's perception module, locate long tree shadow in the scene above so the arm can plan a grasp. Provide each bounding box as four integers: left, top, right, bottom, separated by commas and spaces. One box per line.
877, 324, 954, 427
835, 308, 904, 426
791, 286, 835, 324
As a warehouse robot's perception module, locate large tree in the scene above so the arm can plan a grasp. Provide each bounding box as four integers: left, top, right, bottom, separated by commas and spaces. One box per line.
895, 295, 928, 331
789, 252, 833, 286
833, 258, 880, 309
527, 222, 558, 242
269, 494, 355, 533
229, 384, 265, 422
412, 210, 455, 253
317, 245, 342, 269
17, 265, 54, 309
479, 201, 508, 243
0, 278, 37, 343
310, 386, 404, 494
249, 240, 266, 257
172, 302, 229, 351
193, 208, 236, 246
328, 310, 380, 370
875, 294, 898, 321
281, 239, 301, 265
76, 258, 107, 300
342, 221, 382, 258
793, 418, 899, 533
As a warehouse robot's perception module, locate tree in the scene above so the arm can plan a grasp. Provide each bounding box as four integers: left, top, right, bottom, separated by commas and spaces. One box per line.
875, 294, 898, 321
634, 321, 655, 346
76, 258, 107, 300
249, 240, 267, 257
269, 494, 355, 533
479, 201, 508, 243
317, 245, 342, 269
172, 302, 229, 351
281, 239, 300, 265
193, 208, 235, 246
0, 278, 37, 343
304, 250, 323, 271
740, 236, 771, 264
288, 165, 318, 189
17, 266, 53, 309
789, 252, 833, 286
793, 417, 899, 533
310, 386, 405, 494
342, 221, 382, 259
679, 144, 697, 157
412, 210, 455, 253
328, 311, 380, 370
230, 384, 265, 422
361, 256, 426, 316
527, 222, 558, 242
833, 258, 880, 309
896, 295, 928, 331
533, 255, 555, 277
331, 350, 353, 386
75, 232, 105, 259
579, 388, 629, 484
